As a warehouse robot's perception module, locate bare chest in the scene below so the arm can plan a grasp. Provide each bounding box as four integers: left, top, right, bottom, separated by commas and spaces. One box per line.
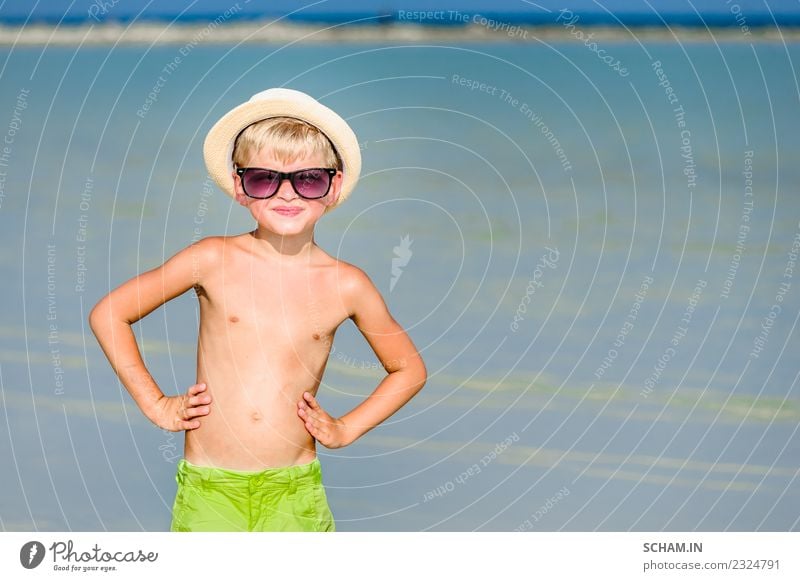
196, 261, 349, 350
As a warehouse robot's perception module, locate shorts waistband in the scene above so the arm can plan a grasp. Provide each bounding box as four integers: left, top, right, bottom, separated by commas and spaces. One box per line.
176, 457, 321, 488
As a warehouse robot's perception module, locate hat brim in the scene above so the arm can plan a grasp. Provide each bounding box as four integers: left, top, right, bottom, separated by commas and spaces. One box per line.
204, 88, 361, 210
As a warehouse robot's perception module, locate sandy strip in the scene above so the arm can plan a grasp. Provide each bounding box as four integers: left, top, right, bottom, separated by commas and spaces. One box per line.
1, 21, 798, 46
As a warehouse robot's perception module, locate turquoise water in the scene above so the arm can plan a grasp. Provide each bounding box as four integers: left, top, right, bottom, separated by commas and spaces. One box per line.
0, 40, 798, 531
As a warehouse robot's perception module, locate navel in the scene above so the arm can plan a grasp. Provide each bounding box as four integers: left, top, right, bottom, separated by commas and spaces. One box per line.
251, 411, 262, 422
312, 332, 320, 340
229, 315, 239, 323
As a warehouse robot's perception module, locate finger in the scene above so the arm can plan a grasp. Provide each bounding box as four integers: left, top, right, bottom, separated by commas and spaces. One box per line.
310, 411, 329, 427
298, 412, 318, 438
184, 406, 210, 418
187, 383, 207, 396
310, 405, 332, 421
188, 394, 212, 406
304, 420, 319, 438
181, 419, 202, 431
303, 392, 320, 409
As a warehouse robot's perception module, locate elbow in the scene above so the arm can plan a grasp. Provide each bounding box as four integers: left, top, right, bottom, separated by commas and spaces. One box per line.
387, 353, 426, 394
88, 298, 113, 334
412, 357, 427, 393
88, 302, 103, 334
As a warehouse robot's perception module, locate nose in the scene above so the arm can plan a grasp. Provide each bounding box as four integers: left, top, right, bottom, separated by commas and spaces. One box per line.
275, 176, 298, 200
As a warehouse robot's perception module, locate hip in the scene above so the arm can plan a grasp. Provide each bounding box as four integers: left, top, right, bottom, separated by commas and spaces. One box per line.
170, 456, 335, 532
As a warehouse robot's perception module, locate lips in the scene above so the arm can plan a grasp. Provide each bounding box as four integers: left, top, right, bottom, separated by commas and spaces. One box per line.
273, 207, 303, 217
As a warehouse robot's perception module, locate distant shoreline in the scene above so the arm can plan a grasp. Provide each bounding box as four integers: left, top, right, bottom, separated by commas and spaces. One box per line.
1, 20, 799, 46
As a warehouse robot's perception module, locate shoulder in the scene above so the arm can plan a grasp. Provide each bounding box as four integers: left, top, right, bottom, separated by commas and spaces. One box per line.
189, 234, 247, 264
176, 235, 234, 284
331, 260, 388, 318
334, 260, 376, 294
185, 235, 223, 266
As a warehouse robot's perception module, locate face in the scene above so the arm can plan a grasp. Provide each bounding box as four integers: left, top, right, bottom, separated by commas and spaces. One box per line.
232, 148, 342, 238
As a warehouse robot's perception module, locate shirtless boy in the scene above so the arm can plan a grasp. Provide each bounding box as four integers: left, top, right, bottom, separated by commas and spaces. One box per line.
89, 88, 427, 531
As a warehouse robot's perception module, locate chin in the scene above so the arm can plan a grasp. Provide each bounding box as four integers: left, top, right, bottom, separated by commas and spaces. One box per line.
258, 214, 313, 236
270, 222, 309, 236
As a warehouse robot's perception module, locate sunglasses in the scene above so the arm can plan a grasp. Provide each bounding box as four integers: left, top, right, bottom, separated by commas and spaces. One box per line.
235, 167, 338, 200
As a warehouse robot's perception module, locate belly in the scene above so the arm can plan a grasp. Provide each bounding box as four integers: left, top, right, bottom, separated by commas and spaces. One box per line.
187, 310, 336, 469
185, 366, 323, 470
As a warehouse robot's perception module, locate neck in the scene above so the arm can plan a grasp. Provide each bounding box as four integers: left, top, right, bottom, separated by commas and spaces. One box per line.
249, 227, 316, 262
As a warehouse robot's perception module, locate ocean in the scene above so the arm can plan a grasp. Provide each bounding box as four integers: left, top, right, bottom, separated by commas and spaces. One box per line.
0, 36, 798, 531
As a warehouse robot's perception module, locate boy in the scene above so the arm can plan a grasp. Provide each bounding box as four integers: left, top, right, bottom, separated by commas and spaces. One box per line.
89, 88, 427, 532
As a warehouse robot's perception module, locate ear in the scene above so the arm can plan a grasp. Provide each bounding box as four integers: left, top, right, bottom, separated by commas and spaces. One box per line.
232, 170, 249, 206
325, 170, 343, 209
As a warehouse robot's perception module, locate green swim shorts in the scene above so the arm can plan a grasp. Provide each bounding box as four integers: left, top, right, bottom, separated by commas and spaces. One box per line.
170, 457, 335, 532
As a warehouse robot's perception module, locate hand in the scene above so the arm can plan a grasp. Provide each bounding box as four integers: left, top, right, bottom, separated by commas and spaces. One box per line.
150, 382, 212, 432
297, 391, 351, 449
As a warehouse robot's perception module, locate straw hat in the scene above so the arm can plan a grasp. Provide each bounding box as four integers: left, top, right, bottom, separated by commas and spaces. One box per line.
203, 88, 361, 209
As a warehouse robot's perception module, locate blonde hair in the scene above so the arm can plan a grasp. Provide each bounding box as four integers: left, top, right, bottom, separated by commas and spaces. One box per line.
232, 116, 341, 170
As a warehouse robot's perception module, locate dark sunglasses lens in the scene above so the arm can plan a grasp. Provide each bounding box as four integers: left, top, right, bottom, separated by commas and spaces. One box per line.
243, 169, 280, 198
292, 169, 331, 199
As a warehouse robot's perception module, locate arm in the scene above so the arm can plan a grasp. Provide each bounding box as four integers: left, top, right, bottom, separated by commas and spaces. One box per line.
88, 237, 219, 431
298, 267, 427, 448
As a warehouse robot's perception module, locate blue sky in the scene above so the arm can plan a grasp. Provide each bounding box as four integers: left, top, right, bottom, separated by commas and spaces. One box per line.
1, 0, 798, 21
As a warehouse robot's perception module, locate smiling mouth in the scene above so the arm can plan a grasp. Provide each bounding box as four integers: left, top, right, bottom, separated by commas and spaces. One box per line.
273, 207, 303, 216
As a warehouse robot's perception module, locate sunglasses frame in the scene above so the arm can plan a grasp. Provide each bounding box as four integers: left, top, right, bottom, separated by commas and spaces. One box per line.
235, 167, 338, 200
